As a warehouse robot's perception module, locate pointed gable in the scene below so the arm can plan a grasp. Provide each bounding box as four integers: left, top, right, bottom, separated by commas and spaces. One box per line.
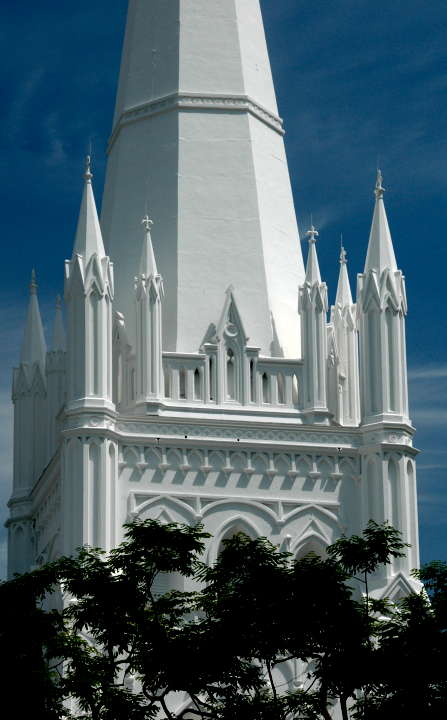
216, 286, 249, 346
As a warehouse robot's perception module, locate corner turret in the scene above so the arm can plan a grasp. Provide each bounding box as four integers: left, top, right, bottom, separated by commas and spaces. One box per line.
329, 246, 360, 426
357, 171, 409, 424
64, 158, 114, 412
298, 226, 329, 423
135, 216, 164, 408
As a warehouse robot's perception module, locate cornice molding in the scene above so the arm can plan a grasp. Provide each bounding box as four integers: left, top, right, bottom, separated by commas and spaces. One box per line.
108, 91, 285, 152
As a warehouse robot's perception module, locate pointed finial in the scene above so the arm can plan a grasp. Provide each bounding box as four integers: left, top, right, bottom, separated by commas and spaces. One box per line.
375, 169, 385, 199
142, 215, 153, 232
306, 225, 319, 244
84, 155, 93, 183
30, 269, 37, 295
340, 245, 347, 265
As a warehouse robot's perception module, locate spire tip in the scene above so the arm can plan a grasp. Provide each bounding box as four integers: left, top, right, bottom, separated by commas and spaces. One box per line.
84, 155, 93, 183
305, 225, 319, 244
30, 269, 37, 295
142, 214, 153, 232
375, 169, 385, 199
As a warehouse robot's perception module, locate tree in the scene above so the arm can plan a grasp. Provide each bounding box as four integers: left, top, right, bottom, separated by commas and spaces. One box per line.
1, 520, 445, 720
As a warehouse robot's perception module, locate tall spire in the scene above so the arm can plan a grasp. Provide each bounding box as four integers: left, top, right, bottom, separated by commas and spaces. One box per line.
335, 245, 353, 307
101, 0, 304, 357
139, 215, 158, 278
305, 225, 321, 284
20, 269, 47, 373
364, 170, 397, 274
73, 156, 106, 260
52, 295, 66, 351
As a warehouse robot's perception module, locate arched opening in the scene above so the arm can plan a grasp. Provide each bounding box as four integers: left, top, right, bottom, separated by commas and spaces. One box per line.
14, 525, 27, 575
194, 368, 201, 400
164, 367, 171, 398
262, 372, 270, 403
292, 373, 299, 406
209, 356, 215, 401
130, 368, 136, 401
216, 520, 258, 558
108, 444, 116, 549
227, 349, 235, 400
388, 458, 400, 530
295, 536, 328, 561
179, 369, 187, 399
88, 291, 100, 395
367, 457, 381, 522
89, 442, 101, 548
250, 359, 256, 402
277, 372, 286, 405
367, 311, 380, 414
386, 308, 398, 412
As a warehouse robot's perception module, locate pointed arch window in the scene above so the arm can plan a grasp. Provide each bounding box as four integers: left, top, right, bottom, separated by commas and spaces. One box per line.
226, 349, 236, 400
179, 369, 187, 399
164, 367, 171, 399
194, 368, 201, 400
209, 356, 215, 401
262, 372, 270, 404
250, 359, 256, 402
217, 521, 257, 557
277, 372, 286, 405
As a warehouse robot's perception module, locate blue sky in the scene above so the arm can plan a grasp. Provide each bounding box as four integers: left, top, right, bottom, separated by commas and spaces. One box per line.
1, 0, 446, 574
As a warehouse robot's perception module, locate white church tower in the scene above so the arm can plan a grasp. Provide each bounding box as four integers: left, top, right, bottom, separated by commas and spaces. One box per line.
8, 0, 420, 643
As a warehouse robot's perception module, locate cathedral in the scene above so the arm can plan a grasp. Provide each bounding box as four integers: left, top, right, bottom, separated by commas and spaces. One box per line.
7, 0, 420, 610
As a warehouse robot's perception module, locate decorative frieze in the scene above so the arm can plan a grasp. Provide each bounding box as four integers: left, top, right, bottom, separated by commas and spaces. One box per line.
108, 92, 285, 152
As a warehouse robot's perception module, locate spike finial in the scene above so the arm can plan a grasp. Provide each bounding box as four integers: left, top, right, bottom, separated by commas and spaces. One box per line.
142, 215, 153, 232
30, 269, 37, 295
340, 245, 347, 265
306, 225, 319, 244
84, 155, 93, 183
375, 169, 385, 200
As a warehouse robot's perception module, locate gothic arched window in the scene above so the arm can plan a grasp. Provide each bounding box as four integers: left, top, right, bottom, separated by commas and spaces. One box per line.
227, 349, 236, 400
179, 369, 187, 399
194, 368, 201, 400
262, 372, 270, 403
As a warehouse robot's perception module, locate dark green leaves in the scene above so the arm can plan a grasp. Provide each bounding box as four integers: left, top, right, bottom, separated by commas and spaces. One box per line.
1, 520, 445, 720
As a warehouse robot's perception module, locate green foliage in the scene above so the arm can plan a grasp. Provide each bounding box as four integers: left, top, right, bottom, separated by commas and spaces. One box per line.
327, 520, 408, 576
1, 520, 446, 720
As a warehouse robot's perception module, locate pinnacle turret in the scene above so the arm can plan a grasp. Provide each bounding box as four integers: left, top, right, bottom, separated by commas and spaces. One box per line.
138, 216, 158, 278
335, 246, 353, 307
364, 170, 397, 274
20, 269, 47, 373
51, 295, 66, 352
72, 156, 106, 261
305, 225, 322, 284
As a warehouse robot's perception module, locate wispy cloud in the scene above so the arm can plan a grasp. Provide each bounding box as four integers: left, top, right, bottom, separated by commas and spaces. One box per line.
41, 113, 67, 167
409, 365, 447, 381
6, 67, 45, 140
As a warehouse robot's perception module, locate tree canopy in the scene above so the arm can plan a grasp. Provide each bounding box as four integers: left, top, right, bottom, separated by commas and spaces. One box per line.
1, 520, 446, 720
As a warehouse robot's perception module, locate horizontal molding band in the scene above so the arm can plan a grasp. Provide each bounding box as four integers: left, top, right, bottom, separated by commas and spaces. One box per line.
108, 91, 285, 151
